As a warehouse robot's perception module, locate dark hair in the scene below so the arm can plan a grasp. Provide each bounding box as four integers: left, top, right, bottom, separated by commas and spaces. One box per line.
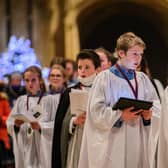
139, 57, 151, 78
50, 56, 65, 68
0, 81, 6, 92
23, 66, 46, 93
76, 49, 101, 69
62, 59, 77, 71
8, 71, 22, 84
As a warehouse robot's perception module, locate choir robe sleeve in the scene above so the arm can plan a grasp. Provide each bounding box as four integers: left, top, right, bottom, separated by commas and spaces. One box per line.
51, 89, 71, 168
51, 83, 80, 168
6, 96, 29, 168
6, 96, 26, 136
78, 71, 161, 168
139, 72, 161, 168
38, 94, 60, 168
158, 87, 168, 168
88, 72, 122, 131
60, 107, 72, 168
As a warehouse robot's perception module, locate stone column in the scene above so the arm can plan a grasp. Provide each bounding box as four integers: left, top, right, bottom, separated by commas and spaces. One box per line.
64, 9, 80, 60
0, 0, 7, 51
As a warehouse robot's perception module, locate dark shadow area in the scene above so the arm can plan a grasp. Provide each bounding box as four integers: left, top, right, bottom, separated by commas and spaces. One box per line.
78, 3, 168, 86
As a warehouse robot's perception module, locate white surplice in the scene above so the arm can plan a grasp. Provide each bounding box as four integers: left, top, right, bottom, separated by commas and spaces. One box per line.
157, 86, 168, 168
6, 94, 60, 168
153, 79, 164, 102
78, 70, 161, 168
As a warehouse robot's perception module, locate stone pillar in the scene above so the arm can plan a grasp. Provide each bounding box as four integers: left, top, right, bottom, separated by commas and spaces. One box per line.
64, 9, 80, 60
0, 0, 7, 51
11, 0, 28, 37
33, 1, 55, 66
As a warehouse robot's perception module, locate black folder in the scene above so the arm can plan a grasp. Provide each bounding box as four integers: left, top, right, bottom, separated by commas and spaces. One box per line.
112, 97, 153, 111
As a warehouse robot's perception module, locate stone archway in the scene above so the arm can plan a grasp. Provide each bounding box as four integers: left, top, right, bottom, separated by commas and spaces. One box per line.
77, 1, 168, 85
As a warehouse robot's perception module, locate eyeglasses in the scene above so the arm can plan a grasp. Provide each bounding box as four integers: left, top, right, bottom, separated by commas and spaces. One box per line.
49, 74, 63, 78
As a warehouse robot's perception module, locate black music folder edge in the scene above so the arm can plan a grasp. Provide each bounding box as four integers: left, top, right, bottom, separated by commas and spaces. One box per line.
112, 97, 153, 111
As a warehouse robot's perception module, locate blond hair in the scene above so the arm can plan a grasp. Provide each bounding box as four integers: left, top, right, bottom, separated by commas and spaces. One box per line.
116, 32, 146, 52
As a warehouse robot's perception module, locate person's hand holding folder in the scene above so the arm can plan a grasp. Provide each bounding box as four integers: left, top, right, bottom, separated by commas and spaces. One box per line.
141, 109, 152, 120
121, 107, 142, 121
73, 112, 86, 126
14, 119, 24, 127
30, 121, 41, 130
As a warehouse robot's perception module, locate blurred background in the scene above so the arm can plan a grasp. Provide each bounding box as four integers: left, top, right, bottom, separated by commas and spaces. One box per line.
0, 0, 167, 86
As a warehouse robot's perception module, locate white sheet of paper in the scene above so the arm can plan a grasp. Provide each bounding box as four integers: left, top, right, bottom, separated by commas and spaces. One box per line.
14, 104, 43, 122
69, 89, 88, 115
13, 110, 40, 123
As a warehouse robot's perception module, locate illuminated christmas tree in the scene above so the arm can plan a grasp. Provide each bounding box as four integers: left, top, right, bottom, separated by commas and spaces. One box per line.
0, 35, 41, 80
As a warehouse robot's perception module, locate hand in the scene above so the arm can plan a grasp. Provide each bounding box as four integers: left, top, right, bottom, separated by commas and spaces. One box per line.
73, 112, 86, 126
14, 119, 24, 127
141, 109, 152, 120
30, 122, 41, 130
121, 107, 142, 122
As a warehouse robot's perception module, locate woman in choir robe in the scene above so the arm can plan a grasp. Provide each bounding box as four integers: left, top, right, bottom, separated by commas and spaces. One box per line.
51, 49, 101, 168
157, 86, 168, 168
7, 66, 59, 168
78, 32, 161, 168
47, 64, 67, 95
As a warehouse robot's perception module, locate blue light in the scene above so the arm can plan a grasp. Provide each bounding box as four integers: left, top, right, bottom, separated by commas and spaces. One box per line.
0, 35, 41, 80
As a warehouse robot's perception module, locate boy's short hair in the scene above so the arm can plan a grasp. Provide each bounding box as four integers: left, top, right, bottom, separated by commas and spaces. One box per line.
76, 49, 101, 69
116, 32, 146, 52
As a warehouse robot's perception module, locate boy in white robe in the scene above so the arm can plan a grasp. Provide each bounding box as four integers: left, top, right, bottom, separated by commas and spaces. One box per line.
6, 66, 59, 168
64, 50, 101, 168
78, 32, 161, 168
51, 50, 101, 168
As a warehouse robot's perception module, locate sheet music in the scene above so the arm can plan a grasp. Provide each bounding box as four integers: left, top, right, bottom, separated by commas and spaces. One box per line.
69, 89, 88, 115
13, 112, 37, 122
13, 105, 42, 122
